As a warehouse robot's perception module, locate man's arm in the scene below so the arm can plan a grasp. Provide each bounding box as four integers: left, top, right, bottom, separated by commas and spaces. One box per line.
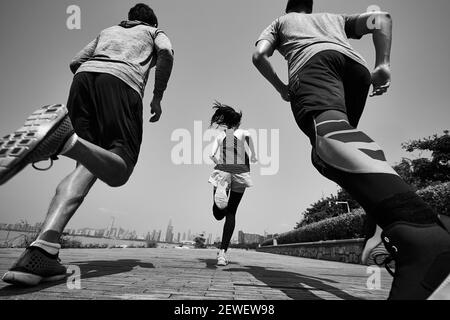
348, 12, 393, 96
149, 32, 174, 123
69, 36, 99, 74
252, 40, 290, 102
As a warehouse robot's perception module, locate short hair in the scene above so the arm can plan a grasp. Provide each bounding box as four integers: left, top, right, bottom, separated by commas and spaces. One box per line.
210, 102, 242, 129
285, 0, 314, 14
128, 3, 158, 27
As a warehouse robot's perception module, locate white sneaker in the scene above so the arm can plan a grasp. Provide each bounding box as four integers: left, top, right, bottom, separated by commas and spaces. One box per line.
361, 225, 390, 265
214, 173, 231, 210
217, 250, 229, 266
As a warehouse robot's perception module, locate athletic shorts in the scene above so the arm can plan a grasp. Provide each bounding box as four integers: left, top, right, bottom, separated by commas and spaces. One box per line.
66, 72, 143, 168
208, 170, 253, 193
289, 50, 371, 131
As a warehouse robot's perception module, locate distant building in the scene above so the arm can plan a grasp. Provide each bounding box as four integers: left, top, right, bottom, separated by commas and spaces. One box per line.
238, 231, 265, 245
207, 233, 213, 245
157, 230, 162, 242
165, 220, 174, 243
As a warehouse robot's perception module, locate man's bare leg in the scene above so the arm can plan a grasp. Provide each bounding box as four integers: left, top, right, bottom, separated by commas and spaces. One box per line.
62, 136, 132, 188
35, 164, 97, 245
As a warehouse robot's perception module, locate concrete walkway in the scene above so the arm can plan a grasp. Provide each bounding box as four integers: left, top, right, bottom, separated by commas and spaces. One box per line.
0, 248, 392, 300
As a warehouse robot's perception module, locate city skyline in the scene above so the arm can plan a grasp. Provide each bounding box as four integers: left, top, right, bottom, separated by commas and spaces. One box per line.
0, 218, 270, 245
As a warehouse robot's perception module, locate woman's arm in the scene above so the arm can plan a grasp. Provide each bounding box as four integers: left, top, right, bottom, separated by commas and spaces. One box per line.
246, 132, 258, 163
209, 135, 221, 165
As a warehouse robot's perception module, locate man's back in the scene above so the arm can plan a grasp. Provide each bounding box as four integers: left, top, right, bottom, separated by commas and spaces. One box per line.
89, 22, 160, 69
72, 21, 173, 98
257, 12, 367, 84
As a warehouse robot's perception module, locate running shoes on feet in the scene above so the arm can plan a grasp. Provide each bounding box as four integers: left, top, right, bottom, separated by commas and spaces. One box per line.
2, 246, 67, 286
217, 250, 229, 267
214, 172, 231, 210
381, 215, 450, 300
361, 226, 390, 266
0, 104, 74, 185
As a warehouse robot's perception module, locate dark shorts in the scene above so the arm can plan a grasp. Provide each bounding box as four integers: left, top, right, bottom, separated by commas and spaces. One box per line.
67, 72, 143, 168
289, 50, 371, 130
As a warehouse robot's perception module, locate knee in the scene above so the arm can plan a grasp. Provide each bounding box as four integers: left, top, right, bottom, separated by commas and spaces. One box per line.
106, 173, 131, 188
106, 163, 133, 188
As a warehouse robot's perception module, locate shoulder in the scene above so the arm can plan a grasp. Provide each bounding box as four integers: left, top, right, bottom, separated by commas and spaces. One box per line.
320, 12, 346, 23
149, 27, 168, 39
216, 131, 226, 140
236, 129, 250, 138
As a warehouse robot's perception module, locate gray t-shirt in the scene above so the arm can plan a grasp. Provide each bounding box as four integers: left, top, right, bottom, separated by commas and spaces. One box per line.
71, 21, 173, 99
257, 12, 368, 85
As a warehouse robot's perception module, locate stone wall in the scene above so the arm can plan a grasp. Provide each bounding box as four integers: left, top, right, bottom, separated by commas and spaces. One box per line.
256, 238, 365, 264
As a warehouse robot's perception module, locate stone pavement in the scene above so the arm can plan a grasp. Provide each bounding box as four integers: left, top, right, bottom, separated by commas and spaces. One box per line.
0, 248, 392, 300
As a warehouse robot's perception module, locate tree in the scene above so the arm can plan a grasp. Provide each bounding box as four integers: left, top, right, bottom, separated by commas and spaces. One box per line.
296, 131, 449, 228
296, 188, 361, 228
193, 234, 206, 249
395, 130, 450, 189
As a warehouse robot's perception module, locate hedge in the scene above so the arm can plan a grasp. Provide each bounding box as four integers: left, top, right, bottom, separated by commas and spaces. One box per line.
262, 182, 450, 246
417, 182, 450, 216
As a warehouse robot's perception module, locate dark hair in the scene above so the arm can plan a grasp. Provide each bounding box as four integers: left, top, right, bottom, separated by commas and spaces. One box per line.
285, 0, 313, 14
128, 3, 158, 27
210, 102, 242, 129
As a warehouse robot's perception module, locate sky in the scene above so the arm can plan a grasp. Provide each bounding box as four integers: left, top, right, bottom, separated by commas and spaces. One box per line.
0, 0, 449, 239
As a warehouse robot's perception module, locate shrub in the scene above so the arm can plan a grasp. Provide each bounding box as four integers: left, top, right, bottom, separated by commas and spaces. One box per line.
60, 237, 82, 249
263, 183, 450, 246
146, 240, 158, 248
417, 182, 450, 216
262, 209, 366, 246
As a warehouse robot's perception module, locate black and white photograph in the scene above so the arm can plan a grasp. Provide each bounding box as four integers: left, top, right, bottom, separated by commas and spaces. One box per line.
0, 0, 449, 314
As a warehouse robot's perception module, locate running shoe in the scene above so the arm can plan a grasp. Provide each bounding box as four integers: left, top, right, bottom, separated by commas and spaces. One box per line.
214, 172, 231, 210
0, 104, 74, 185
381, 215, 450, 300
2, 246, 67, 286
217, 250, 229, 267
361, 226, 390, 266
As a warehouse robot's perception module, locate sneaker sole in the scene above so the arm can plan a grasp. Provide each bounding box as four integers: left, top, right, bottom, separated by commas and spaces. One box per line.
214, 178, 230, 210
0, 104, 69, 185
2, 270, 67, 286
363, 242, 390, 266
362, 226, 385, 265
428, 273, 450, 300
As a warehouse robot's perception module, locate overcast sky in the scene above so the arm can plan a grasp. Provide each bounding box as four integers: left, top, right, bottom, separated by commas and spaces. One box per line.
0, 0, 449, 239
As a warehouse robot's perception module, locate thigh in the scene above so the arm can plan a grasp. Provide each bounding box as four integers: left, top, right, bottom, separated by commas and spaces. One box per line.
343, 59, 371, 127
227, 190, 245, 212
93, 74, 144, 168
66, 72, 99, 145
230, 173, 252, 193
290, 50, 347, 129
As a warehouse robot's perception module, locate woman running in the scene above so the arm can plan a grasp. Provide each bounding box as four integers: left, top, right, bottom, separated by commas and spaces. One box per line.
208, 102, 257, 266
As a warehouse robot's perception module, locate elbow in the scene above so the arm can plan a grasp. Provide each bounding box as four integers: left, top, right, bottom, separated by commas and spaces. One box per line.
377, 12, 392, 25
159, 48, 174, 60
252, 51, 263, 66
69, 62, 77, 74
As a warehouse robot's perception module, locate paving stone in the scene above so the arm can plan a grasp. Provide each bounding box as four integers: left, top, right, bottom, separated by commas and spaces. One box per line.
0, 248, 391, 300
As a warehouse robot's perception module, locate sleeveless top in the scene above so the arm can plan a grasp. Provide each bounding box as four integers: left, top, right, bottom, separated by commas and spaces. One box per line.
214, 131, 250, 174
